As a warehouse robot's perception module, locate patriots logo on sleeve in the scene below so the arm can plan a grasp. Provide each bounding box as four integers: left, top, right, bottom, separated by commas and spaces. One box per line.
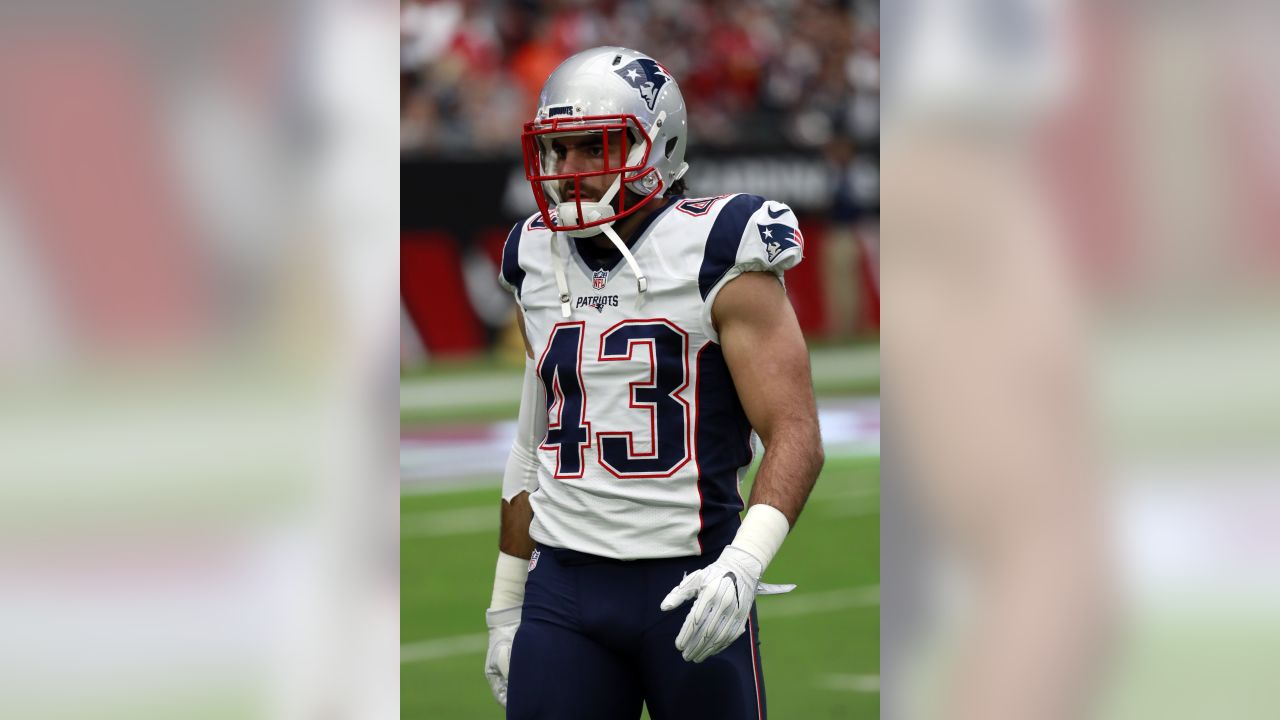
614, 58, 671, 111
757, 223, 804, 262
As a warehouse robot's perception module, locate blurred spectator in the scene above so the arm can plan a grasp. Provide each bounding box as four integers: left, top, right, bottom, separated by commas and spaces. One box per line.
400, 0, 879, 155
821, 135, 868, 338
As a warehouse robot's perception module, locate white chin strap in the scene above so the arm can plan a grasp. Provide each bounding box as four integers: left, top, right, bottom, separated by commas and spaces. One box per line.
550, 224, 648, 319
549, 169, 650, 320
544, 112, 665, 318
603, 224, 649, 295
550, 234, 573, 318
549, 184, 651, 317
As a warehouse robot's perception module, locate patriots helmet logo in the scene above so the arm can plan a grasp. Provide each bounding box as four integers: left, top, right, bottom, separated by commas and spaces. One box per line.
757, 223, 804, 262
592, 268, 608, 290
614, 58, 671, 111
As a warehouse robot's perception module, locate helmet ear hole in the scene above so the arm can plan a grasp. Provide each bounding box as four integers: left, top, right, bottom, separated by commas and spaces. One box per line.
665, 137, 679, 159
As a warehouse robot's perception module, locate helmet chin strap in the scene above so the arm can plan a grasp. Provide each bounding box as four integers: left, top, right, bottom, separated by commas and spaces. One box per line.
564, 173, 650, 296
543, 231, 568, 318
600, 223, 648, 295
550, 164, 648, 319
549, 218, 649, 319
546, 112, 665, 316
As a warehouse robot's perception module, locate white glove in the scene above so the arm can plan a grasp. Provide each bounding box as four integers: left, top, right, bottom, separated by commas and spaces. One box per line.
660, 545, 775, 663
484, 606, 521, 706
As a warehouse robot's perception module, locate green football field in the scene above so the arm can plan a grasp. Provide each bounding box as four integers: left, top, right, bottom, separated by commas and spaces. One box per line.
401, 450, 880, 719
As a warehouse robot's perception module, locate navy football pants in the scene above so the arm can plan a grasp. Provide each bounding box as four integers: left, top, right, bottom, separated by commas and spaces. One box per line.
507, 544, 767, 720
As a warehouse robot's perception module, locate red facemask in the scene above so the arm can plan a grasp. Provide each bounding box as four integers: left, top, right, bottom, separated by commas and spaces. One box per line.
521, 113, 664, 233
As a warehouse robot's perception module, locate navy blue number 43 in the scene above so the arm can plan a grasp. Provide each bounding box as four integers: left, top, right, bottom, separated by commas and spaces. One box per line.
537, 320, 691, 479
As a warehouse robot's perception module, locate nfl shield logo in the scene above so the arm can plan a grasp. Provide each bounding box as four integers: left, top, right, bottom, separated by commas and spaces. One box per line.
592, 269, 608, 290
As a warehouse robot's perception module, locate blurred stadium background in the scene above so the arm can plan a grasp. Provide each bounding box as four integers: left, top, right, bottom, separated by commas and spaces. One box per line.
400, 0, 880, 717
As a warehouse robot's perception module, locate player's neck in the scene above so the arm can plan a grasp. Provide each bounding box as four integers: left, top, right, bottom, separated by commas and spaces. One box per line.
586, 195, 670, 250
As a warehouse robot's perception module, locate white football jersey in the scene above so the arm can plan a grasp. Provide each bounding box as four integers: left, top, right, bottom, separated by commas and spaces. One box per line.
498, 194, 804, 560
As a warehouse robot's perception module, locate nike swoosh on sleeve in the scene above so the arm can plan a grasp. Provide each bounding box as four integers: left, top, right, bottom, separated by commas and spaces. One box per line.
765, 206, 790, 219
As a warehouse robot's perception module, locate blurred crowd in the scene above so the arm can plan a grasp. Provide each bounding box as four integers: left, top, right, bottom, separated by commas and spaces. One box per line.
401, 0, 879, 155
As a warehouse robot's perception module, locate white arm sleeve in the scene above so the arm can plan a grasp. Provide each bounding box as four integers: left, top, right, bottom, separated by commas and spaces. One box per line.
501, 357, 545, 501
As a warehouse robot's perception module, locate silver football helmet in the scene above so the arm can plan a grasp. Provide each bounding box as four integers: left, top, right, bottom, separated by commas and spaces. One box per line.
521, 46, 689, 236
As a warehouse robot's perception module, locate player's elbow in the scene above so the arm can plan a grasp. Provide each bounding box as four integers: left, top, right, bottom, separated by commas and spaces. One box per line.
811, 439, 825, 477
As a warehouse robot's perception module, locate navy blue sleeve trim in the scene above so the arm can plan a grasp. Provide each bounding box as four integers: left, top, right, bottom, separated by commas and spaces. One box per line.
698, 194, 766, 300
500, 221, 526, 298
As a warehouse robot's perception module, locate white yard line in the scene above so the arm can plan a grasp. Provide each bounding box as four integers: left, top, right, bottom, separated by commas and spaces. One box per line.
809, 345, 879, 386
401, 633, 488, 664
401, 507, 497, 538
817, 674, 880, 693
758, 586, 880, 619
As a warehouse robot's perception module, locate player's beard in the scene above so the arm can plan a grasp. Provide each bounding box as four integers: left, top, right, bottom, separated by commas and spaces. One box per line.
560, 180, 609, 205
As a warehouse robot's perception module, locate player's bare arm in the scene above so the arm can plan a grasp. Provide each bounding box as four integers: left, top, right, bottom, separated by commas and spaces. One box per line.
499, 493, 536, 559
713, 271, 824, 526
659, 269, 823, 664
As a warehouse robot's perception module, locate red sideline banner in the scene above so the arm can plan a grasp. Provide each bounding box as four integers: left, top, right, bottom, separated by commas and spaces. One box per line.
401, 231, 487, 357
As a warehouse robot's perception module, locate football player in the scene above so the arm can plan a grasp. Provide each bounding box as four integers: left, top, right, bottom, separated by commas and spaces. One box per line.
485, 46, 824, 719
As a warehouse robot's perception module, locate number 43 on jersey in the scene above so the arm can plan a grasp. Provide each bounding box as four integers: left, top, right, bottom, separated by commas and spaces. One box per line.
537, 320, 692, 479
